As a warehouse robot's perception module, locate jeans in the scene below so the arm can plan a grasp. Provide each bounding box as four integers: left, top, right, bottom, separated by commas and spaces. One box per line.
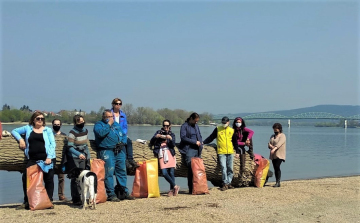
97, 149, 128, 198
218, 154, 234, 185
124, 137, 134, 160
185, 148, 201, 193
162, 168, 175, 190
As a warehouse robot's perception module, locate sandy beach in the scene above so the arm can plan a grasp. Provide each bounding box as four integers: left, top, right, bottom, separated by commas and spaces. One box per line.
0, 176, 359, 223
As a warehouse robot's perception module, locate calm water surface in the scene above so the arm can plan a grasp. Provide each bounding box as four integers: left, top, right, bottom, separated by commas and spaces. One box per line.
0, 124, 359, 205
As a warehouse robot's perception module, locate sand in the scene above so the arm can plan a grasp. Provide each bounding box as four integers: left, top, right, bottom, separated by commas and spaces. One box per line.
0, 176, 359, 223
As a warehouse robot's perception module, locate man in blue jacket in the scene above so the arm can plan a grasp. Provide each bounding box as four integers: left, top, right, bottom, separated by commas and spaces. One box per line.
93, 109, 134, 201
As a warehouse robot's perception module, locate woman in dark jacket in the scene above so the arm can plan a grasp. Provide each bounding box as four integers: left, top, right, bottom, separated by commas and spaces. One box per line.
232, 117, 254, 186
178, 113, 203, 194
150, 119, 179, 196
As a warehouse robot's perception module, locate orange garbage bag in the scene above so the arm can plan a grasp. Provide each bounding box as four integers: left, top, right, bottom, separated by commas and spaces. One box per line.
191, 157, 209, 195
254, 158, 270, 188
131, 161, 148, 198
26, 164, 53, 210
90, 159, 107, 203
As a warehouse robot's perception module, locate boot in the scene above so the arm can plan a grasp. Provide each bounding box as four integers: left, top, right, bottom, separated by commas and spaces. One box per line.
247, 145, 254, 160
237, 154, 246, 187
273, 171, 281, 187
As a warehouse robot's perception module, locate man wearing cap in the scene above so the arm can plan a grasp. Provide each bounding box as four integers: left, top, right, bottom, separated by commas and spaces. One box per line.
203, 116, 237, 191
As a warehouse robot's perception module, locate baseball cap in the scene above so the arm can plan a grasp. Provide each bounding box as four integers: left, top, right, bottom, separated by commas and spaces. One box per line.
221, 116, 230, 124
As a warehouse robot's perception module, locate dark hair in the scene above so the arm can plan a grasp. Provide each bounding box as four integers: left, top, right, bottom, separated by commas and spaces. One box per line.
232, 117, 246, 131
73, 114, 85, 125
272, 123, 283, 133
102, 109, 112, 116
52, 119, 62, 125
29, 111, 46, 127
186, 112, 200, 122
163, 119, 171, 126
111, 98, 122, 105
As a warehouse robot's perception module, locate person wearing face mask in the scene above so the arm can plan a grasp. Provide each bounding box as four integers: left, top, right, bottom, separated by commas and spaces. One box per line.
268, 123, 286, 187
203, 116, 237, 191
66, 115, 90, 205
150, 119, 179, 197
178, 112, 203, 194
52, 119, 68, 201
232, 117, 254, 186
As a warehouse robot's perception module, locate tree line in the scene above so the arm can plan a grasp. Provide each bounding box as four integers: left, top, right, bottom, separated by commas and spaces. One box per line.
0, 104, 214, 125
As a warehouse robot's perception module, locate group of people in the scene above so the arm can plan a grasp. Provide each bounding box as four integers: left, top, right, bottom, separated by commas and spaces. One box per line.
10, 97, 287, 210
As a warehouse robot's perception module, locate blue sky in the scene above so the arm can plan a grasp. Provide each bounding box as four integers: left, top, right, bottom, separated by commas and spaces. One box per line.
1, 0, 359, 114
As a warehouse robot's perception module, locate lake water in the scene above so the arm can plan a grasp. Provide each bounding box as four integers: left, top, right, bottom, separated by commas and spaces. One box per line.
1, 124, 359, 205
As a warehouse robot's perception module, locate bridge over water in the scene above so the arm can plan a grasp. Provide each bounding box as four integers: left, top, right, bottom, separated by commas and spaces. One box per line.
213, 112, 360, 127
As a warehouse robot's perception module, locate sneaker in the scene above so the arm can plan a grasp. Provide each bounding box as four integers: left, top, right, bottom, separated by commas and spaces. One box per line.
73, 200, 82, 206
167, 190, 174, 197
173, 185, 180, 196
124, 194, 135, 200
220, 184, 228, 191
107, 196, 120, 202
227, 184, 234, 189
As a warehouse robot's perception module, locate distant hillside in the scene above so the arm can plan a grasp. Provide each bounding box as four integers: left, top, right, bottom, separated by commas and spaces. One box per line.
214, 105, 360, 119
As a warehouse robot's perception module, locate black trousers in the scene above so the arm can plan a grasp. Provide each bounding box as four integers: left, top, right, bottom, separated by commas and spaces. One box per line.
272, 158, 284, 182
22, 159, 55, 203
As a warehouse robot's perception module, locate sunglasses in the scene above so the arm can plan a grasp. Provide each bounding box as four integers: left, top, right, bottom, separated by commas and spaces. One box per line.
163, 125, 170, 127
36, 117, 45, 121
113, 103, 122, 105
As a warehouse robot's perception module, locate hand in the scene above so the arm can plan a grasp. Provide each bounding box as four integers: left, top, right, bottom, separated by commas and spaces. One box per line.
270, 149, 276, 155
268, 143, 274, 149
166, 135, 172, 140
19, 139, 26, 150
196, 141, 201, 146
245, 139, 251, 146
45, 158, 52, 165
79, 154, 86, 160
156, 134, 161, 138
108, 118, 114, 126
235, 154, 240, 159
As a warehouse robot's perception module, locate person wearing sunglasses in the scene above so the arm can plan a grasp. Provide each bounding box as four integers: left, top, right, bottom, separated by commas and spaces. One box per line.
51, 119, 68, 202
150, 120, 180, 196
11, 111, 56, 209
110, 98, 139, 169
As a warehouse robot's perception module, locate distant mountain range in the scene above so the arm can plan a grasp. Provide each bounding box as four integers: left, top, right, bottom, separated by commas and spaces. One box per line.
214, 105, 360, 119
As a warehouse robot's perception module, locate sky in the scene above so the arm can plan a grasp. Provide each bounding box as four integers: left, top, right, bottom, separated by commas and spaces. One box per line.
0, 0, 359, 115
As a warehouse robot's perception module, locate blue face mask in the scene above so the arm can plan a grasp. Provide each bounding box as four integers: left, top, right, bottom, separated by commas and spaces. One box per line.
105, 119, 109, 123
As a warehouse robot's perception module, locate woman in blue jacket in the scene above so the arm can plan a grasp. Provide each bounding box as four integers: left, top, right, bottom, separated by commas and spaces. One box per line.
178, 113, 203, 194
11, 111, 56, 209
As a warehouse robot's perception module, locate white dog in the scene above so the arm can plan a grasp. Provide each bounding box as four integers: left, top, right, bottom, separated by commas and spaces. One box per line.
76, 170, 97, 210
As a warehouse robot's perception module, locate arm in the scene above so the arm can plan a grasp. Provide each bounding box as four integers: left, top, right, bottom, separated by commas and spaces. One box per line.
180, 124, 197, 145
168, 132, 176, 148
94, 122, 111, 138
11, 125, 28, 141
203, 128, 217, 144
121, 111, 128, 135
67, 132, 82, 157
273, 134, 286, 150
46, 129, 56, 159
244, 127, 254, 140
150, 130, 160, 145
232, 133, 240, 154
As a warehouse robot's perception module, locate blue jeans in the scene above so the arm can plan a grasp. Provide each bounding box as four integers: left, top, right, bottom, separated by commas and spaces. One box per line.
185, 148, 201, 193
97, 149, 128, 198
162, 168, 175, 190
218, 154, 234, 185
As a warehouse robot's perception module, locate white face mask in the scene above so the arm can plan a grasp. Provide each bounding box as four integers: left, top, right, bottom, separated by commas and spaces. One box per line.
235, 123, 242, 127
223, 123, 229, 128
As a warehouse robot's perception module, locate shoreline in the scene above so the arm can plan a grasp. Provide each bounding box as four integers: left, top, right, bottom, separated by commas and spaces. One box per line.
0, 176, 359, 222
